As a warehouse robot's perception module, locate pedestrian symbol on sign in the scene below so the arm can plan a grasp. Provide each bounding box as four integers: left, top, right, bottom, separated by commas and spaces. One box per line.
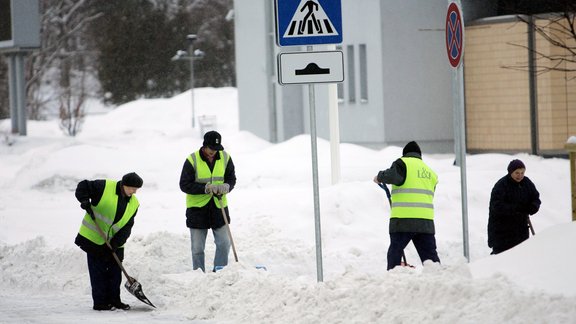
283, 0, 338, 38
276, 0, 342, 46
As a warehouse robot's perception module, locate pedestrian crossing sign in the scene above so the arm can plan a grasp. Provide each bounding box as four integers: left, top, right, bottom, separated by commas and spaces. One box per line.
275, 0, 343, 46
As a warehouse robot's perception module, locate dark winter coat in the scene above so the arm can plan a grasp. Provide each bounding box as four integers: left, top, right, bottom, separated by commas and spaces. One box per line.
376, 152, 436, 234
488, 174, 541, 253
179, 147, 237, 229
74, 179, 137, 261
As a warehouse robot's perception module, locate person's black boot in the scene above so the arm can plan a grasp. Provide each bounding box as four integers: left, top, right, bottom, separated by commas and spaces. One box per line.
93, 304, 114, 311
112, 301, 130, 310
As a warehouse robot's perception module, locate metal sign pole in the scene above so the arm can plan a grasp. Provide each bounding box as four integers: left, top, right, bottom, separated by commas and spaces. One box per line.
447, 0, 469, 261
15, 53, 27, 135
274, 0, 343, 282
453, 64, 469, 261
307, 46, 324, 283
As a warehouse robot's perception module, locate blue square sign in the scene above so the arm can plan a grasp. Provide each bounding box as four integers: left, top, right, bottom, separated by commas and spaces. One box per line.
275, 0, 343, 47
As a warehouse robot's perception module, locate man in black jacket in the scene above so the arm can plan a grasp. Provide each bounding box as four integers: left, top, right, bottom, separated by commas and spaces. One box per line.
488, 159, 541, 254
179, 131, 237, 272
74, 172, 143, 311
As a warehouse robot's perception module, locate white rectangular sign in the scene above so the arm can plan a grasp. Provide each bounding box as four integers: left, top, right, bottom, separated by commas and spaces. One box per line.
278, 51, 344, 85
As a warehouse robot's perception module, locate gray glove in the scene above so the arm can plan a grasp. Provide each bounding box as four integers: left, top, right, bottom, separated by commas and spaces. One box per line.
204, 183, 218, 194
216, 183, 230, 195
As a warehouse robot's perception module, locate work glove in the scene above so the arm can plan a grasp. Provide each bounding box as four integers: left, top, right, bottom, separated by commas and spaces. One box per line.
204, 183, 218, 194
216, 183, 230, 195
80, 200, 92, 210
108, 240, 120, 252
528, 202, 540, 215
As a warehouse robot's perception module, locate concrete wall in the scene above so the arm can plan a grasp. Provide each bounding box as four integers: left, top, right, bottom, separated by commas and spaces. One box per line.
234, 0, 276, 142
379, 0, 453, 152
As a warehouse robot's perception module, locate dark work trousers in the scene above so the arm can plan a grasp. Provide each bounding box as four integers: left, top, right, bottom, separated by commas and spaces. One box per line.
387, 232, 441, 270
87, 252, 122, 306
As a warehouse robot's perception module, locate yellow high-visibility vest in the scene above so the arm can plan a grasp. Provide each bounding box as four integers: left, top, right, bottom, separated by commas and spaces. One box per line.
390, 157, 438, 220
78, 180, 139, 245
185, 150, 230, 208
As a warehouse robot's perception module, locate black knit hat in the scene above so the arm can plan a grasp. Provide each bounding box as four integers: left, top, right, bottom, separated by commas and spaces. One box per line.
507, 159, 525, 174
402, 141, 421, 156
121, 172, 143, 188
203, 130, 224, 151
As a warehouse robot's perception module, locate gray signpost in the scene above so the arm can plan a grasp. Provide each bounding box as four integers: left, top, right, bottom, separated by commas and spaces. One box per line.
275, 0, 343, 282
446, 0, 470, 261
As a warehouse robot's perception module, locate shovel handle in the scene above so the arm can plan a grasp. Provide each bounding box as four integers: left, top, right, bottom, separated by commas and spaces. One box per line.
377, 182, 392, 203
215, 195, 239, 262
528, 216, 535, 236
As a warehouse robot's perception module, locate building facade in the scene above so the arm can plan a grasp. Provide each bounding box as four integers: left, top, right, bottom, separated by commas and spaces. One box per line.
465, 15, 576, 155
234, 0, 453, 153
234, 0, 576, 154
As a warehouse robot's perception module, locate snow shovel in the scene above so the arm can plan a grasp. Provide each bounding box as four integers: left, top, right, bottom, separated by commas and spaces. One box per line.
86, 207, 156, 308
214, 195, 267, 271
377, 182, 414, 268
215, 195, 239, 262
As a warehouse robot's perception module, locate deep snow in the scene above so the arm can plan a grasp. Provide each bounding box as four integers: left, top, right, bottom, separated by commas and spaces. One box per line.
1, 87, 576, 323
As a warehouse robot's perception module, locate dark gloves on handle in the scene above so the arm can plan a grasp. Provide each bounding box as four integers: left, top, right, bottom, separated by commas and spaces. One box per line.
528, 202, 540, 215
80, 200, 95, 220
80, 200, 91, 210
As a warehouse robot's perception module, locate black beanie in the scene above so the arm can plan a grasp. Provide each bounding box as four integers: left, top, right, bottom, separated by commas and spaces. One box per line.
507, 159, 525, 174
121, 172, 143, 188
402, 141, 421, 156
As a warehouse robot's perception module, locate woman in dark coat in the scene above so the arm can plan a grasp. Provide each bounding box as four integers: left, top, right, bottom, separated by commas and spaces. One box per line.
488, 159, 541, 254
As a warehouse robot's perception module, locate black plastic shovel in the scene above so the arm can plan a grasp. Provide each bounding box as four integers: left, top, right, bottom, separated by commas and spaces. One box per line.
87, 207, 156, 308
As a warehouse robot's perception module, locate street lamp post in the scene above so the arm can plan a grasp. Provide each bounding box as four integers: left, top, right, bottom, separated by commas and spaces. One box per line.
187, 34, 197, 128
172, 34, 201, 128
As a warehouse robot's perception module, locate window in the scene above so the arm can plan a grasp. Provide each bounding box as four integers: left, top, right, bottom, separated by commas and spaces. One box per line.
359, 44, 368, 103
347, 45, 356, 103
0, 0, 12, 42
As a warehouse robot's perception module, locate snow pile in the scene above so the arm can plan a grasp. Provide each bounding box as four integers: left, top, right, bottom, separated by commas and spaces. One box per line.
1, 87, 575, 323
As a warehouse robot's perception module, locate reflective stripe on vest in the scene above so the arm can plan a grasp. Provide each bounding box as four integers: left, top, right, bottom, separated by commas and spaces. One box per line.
78, 180, 140, 245
186, 150, 229, 208
390, 157, 438, 220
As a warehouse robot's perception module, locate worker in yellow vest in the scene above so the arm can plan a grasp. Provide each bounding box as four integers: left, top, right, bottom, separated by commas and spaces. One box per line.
374, 141, 441, 270
179, 130, 237, 272
74, 172, 143, 311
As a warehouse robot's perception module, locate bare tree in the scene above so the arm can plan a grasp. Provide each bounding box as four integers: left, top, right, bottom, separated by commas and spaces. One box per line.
27, 0, 102, 136
520, 11, 576, 75
501, 1, 576, 76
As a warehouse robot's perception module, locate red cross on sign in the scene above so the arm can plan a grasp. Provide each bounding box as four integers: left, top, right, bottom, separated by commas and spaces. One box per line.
446, 2, 464, 68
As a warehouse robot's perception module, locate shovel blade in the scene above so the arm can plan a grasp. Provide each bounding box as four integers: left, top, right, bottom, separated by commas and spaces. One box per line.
124, 277, 156, 308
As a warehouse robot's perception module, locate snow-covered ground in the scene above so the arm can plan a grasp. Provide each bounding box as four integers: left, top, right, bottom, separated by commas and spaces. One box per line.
1, 87, 575, 323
